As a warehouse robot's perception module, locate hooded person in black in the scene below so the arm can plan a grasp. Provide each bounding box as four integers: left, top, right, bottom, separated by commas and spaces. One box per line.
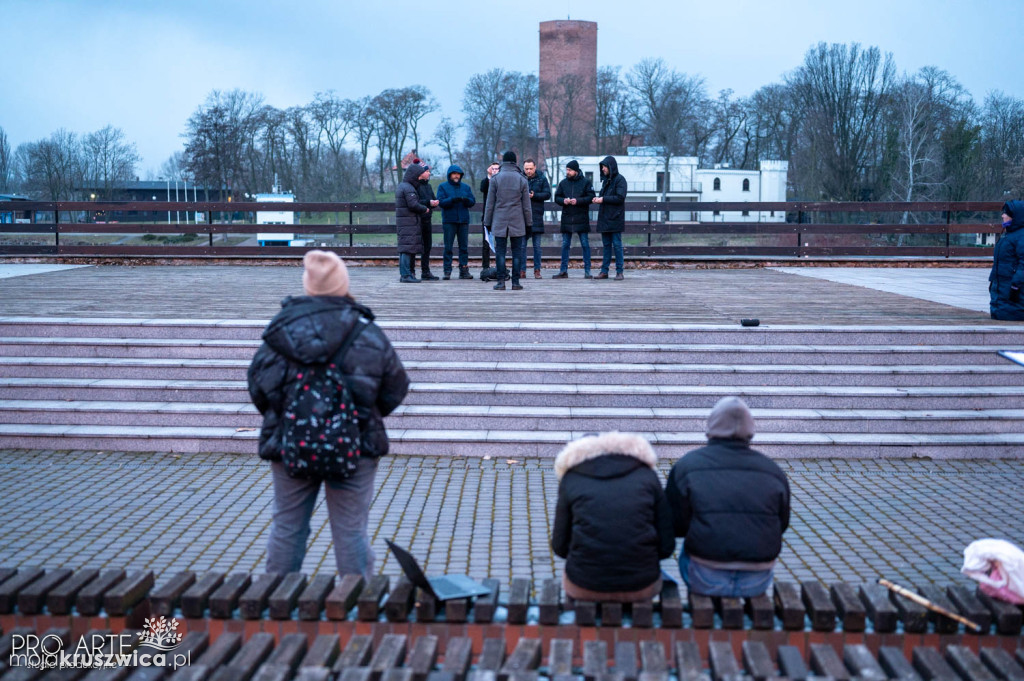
414, 165, 440, 280
478, 162, 500, 272
665, 397, 790, 597
593, 155, 628, 280
552, 432, 675, 601
990, 200, 1024, 320
248, 250, 410, 580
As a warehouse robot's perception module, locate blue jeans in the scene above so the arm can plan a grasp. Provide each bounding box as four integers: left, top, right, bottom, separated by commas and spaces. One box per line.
600, 232, 623, 275
524, 233, 543, 271
679, 551, 773, 598
559, 232, 591, 274
266, 457, 379, 580
495, 235, 523, 284
398, 253, 415, 279
443, 223, 469, 271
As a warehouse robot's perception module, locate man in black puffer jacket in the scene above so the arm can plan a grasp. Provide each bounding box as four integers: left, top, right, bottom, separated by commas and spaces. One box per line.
665, 397, 790, 597
248, 250, 410, 579
415, 165, 440, 280
552, 159, 595, 278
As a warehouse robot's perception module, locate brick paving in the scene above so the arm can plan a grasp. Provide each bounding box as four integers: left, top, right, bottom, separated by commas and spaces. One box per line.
1, 449, 1018, 591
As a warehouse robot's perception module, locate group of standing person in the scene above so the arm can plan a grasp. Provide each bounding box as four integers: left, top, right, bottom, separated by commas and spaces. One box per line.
395, 152, 630, 287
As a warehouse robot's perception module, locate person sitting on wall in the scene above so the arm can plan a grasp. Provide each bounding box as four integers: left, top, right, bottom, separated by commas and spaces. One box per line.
552, 432, 675, 602
665, 397, 790, 597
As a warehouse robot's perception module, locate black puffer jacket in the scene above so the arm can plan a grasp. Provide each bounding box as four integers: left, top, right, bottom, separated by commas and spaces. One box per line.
247, 296, 410, 463
554, 173, 596, 233
527, 171, 552, 234
395, 164, 429, 254
990, 200, 1024, 321
665, 439, 790, 563
552, 433, 676, 593
596, 156, 628, 234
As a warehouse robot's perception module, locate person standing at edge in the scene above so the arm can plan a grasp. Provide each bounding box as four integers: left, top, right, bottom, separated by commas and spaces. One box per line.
248, 250, 410, 579
479, 161, 500, 274
990, 200, 1024, 321
483, 150, 531, 291
394, 163, 429, 283
524, 159, 551, 279
552, 159, 595, 279
665, 397, 790, 597
415, 164, 440, 280
436, 164, 477, 280
593, 155, 627, 280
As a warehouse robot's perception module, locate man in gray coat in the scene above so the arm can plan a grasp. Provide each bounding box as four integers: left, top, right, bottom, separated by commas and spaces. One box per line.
482, 151, 532, 290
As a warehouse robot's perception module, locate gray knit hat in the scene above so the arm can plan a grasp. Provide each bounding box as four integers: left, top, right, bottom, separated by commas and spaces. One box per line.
706, 396, 755, 442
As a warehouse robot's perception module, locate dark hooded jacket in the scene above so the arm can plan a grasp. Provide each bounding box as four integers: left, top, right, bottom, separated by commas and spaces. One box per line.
990, 200, 1024, 321
416, 176, 436, 231
596, 156, 628, 234
665, 438, 790, 564
395, 164, 429, 254
247, 296, 410, 464
552, 433, 676, 593
555, 172, 596, 233
436, 164, 477, 224
526, 170, 552, 234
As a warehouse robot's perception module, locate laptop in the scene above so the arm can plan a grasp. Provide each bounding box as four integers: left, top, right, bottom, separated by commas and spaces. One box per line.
385, 539, 493, 601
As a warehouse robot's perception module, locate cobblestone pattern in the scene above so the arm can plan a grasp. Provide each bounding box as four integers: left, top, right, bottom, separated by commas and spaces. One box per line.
1, 450, 1018, 591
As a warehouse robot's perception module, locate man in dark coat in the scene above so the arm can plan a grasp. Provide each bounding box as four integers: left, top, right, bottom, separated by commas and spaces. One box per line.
394, 163, 429, 282
524, 158, 551, 278
593, 155, 628, 280
552, 159, 595, 278
415, 166, 440, 280
248, 250, 410, 579
478, 162, 500, 272
482, 151, 531, 291
436, 164, 476, 279
990, 200, 1024, 320
665, 397, 790, 597
552, 432, 675, 601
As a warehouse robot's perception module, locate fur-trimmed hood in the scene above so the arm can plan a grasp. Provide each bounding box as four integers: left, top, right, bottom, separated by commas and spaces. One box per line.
554, 432, 657, 480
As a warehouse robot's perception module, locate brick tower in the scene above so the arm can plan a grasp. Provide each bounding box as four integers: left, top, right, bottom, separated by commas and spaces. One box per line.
538, 20, 597, 163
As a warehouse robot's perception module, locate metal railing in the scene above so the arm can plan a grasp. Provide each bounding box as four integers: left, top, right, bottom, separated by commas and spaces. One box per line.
0, 200, 1005, 259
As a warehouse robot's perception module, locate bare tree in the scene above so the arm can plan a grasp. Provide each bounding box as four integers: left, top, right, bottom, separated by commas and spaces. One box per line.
402, 85, 439, 155
981, 91, 1024, 197
788, 42, 895, 201
625, 58, 706, 206
432, 117, 459, 169
82, 125, 140, 199
596, 66, 625, 153
183, 89, 264, 199
504, 73, 538, 160
19, 129, 84, 202
709, 90, 749, 167
0, 127, 13, 193
462, 69, 512, 164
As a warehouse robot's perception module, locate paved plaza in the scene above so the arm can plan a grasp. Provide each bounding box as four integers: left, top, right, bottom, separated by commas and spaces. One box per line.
0, 449, 1019, 591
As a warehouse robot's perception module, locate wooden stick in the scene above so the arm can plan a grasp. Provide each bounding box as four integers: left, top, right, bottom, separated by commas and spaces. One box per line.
877, 578, 983, 632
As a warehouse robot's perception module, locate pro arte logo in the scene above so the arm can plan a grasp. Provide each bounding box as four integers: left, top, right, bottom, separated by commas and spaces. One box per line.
9, 618, 190, 671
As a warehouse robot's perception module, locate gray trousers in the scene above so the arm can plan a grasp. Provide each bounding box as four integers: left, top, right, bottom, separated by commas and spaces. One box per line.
266, 457, 378, 579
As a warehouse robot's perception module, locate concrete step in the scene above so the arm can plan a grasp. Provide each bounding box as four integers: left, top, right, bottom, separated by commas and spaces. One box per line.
3, 377, 1023, 409
0, 423, 1019, 458
4, 317, 1024, 345
2, 400, 1021, 434
0, 356, 1021, 386
0, 336, 1014, 366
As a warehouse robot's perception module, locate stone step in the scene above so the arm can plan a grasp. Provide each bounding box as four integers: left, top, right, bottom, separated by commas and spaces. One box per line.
0, 336, 1014, 365
4, 317, 1024, 345
2, 400, 1021, 434
0, 356, 1020, 386
0, 423, 1020, 458
2, 377, 1023, 408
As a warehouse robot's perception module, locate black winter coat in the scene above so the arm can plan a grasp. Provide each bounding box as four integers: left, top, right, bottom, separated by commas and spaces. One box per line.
555, 173, 596, 233
247, 296, 410, 463
596, 156, 628, 234
479, 177, 490, 226
665, 439, 790, 564
416, 179, 436, 230
552, 433, 675, 593
527, 172, 552, 234
395, 164, 429, 254
990, 200, 1024, 321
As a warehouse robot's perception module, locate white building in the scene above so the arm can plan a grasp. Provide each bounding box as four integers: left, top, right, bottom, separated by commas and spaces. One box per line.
544, 149, 788, 222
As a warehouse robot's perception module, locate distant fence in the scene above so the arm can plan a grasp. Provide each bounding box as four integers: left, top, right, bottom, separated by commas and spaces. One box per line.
0, 200, 1006, 258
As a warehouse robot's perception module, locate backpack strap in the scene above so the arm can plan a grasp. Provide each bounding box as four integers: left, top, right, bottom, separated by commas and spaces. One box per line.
333, 315, 368, 368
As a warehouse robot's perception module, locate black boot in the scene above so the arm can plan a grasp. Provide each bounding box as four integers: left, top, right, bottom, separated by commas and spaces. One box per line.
422, 269, 440, 281
443, 269, 452, 280
459, 267, 474, 279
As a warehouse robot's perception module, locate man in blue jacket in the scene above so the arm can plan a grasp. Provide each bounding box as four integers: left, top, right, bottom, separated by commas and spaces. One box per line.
990, 200, 1024, 321
436, 164, 477, 280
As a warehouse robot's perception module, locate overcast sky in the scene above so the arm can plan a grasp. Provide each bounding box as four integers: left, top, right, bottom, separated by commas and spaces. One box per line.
2, 0, 1021, 176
